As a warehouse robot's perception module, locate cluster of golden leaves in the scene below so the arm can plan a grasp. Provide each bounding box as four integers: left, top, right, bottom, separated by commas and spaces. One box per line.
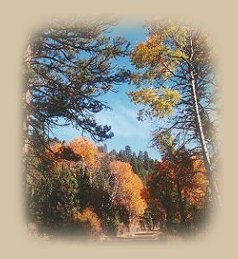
131, 34, 166, 69
128, 87, 180, 119
131, 31, 187, 79
129, 22, 193, 121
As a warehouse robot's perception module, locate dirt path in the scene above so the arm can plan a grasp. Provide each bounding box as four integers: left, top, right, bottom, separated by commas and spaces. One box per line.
102, 230, 167, 242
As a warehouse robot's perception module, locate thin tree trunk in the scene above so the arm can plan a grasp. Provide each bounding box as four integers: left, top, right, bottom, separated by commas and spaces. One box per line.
23, 43, 32, 157
23, 89, 30, 155
109, 179, 119, 209
188, 31, 222, 208
128, 211, 134, 235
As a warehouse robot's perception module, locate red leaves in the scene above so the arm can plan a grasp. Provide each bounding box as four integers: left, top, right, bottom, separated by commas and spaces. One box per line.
156, 160, 170, 172
153, 157, 209, 209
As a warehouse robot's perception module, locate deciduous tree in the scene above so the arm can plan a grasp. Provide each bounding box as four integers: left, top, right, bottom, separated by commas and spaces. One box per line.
108, 161, 147, 233
129, 20, 221, 207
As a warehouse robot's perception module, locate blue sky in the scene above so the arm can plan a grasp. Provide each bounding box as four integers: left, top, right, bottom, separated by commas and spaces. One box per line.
51, 20, 161, 160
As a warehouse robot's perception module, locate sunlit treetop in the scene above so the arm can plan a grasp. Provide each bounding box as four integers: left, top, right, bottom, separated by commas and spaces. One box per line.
69, 137, 103, 170
129, 20, 214, 125
45, 137, 103, 171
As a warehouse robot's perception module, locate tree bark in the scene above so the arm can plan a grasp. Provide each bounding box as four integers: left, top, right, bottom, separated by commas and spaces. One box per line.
188, 31, 222, 208
23, 89, 30, 155
23, 43, 32, 157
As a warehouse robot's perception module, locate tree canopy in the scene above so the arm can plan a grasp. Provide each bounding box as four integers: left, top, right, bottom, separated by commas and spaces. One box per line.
24, 18, 131, 153
128, 20, 221, 207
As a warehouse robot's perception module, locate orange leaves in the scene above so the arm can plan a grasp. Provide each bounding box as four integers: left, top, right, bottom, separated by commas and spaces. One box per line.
192, 157, 206, 174
156, 160, 176, 181
154, 156, 209, 209
50, 142, 63, 154
182, 157, 208, 207
109, 161, 147, 216
44, 138, 105, 177
187, 175, 209, 208
69, 137, 102, 170
45, 141, 63, 161
73, 208, 102, 234
146, 34, 164, 48
109, 160, 131, 178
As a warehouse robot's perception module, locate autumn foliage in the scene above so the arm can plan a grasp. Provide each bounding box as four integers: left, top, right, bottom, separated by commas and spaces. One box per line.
73, 208, 102, 235
26, 135, 213, 239
45, 137, 103, 170
109, 161, 147, 217
27, 137, 151, 237
146, 154, 209, 232
27, 133, 214, 239
25, 20, 220, 241
69, 137, 103, 170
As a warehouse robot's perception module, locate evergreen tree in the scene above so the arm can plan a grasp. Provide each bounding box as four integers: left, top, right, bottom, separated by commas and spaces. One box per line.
143, 151, 150, 171
23, 18, 131, 155
124, 145, 132, 162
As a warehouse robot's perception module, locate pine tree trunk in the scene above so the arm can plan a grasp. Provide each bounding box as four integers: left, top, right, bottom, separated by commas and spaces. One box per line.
188, 31, 222, 208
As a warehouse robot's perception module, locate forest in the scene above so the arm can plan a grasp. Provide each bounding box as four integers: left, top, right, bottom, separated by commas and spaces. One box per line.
23, 17, 222, 242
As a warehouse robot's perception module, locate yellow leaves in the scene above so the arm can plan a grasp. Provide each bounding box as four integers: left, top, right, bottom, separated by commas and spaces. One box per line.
170, 48, 188, 60
73, 208, 102, 234
129, 28, 185, 121
129, 87, 158, 104
131, 32, 188, 79
109, 161, 147, 216
130, 21, 191, 90
128, 87, 180, 119
160, 87, 181, 105
146, 34, 164, 47
131, 35, 166, 69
